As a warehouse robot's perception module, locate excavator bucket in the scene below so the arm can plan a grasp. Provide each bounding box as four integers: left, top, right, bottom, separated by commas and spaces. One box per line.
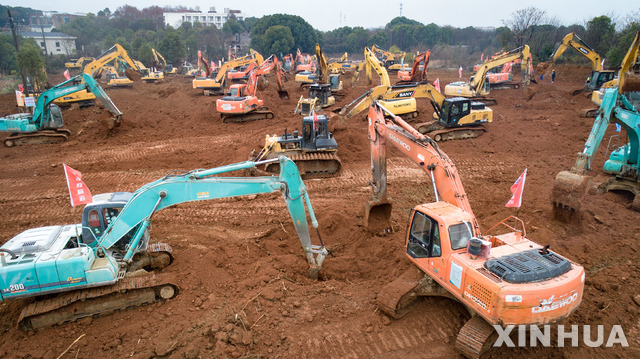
125, 68, 142, 82
256, 76, 267, 91
364, 199, 393, 233
277, 89, 289, 100
621, 72, 640, 93
551, 170, 592, 220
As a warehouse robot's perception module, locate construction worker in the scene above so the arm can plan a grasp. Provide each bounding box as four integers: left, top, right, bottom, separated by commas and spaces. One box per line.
551, 69, 556, 83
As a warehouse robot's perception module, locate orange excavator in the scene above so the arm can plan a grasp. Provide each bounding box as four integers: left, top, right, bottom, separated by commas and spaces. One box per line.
216, 55, 289, 123
366, 101, 585, 358
397, 50, 430, 84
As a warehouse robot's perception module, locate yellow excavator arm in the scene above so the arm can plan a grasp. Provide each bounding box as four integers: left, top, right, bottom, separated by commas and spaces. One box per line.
83, 44, 141, 79
471, 45, 531, 91
550, 33, 603, 71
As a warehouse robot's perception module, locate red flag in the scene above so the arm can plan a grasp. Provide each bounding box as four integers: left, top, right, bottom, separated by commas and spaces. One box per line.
63, 69, 70, 80
433, 78, 441, 93
18, 84, 24, 92
63, 164, 93, 207
505, 169, 527, 208
312, 110, 319, 131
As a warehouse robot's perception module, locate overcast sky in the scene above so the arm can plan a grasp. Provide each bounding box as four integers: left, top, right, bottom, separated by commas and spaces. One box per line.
5, 0, 639, 32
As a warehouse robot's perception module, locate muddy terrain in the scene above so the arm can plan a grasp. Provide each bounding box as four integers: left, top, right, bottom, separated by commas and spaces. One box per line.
0, 64, 638, 358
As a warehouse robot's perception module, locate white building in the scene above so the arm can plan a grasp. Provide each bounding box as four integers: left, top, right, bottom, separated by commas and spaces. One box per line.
20, 32, 77, 55
163, 7, 244, 29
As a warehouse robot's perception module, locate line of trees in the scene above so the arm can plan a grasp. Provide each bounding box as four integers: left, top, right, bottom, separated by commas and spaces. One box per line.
1, 5, 638, 79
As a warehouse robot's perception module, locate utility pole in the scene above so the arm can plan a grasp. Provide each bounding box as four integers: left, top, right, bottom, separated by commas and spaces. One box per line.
8, 9, 30, 96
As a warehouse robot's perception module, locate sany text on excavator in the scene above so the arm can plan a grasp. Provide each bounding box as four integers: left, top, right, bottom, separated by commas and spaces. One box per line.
366, 101, 585, 358
551, 30, 640, 219
0, 156, 328, 330
445, 45, 534, 105
0, 73, 122, 147
216, 55, 289, 123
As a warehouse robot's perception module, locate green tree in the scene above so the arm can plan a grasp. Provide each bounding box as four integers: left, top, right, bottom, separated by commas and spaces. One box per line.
262, 25, 294, 55
0, 33, 18, 73
158, 27, 186, 64
391, 24, 416, 50
250, 14, 316, 54
345, 27, 369, 53
386, 16, 422, 30
368, 31, 390, 49
17, 39, 47, 90
585, 16, 616, 57
137, 42, 154, 66
605, 21, 640, 67
222, 19, 245, 36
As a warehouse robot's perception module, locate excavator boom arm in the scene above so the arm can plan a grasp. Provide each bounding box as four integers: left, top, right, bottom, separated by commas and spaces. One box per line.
84, 44, 140, 77
550, 33, 602, 71
368, 102, 480, 233
32, 74, 121, 128
96, 157, 327, 275
472, 45, 530, 90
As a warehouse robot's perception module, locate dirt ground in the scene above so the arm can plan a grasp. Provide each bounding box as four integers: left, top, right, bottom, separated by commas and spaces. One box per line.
0, 63, 639, 359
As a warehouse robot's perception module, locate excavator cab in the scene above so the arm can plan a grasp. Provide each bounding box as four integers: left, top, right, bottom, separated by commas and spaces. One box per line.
308, 84, 333, 106
81, 192, 133, 245
406, 210, 443, 259
43, 104, 64, 130
227, 84, 248, 97
587, 70, 616, 91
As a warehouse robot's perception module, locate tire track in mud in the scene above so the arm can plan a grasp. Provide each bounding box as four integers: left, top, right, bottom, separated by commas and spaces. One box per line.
293, 306, 462, 358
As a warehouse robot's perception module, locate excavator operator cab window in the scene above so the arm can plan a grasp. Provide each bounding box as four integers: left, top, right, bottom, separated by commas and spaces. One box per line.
407, 211, 441, 258
303, 123, 313, 145
449, 223, 473, 250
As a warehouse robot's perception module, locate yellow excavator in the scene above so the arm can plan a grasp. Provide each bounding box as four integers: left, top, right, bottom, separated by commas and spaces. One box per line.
340, 48, 493, 141
134, 60, 164, 83
64, 57, 95, 70
542, 32, 617, 96
294, 44, 345, 115
192, 49, 264, 96
152, 48, 176, 75
444, 45, 533, 105
371, 44, 405, 72
54, 44, 142, 107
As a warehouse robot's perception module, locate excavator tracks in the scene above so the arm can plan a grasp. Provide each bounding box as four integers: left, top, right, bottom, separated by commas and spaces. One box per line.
19, 272, 178, 331
19, 243, 177, 331
376, 266, 425, 319
416, 121, 486, 142
265, 152, 342, 178
3, 129, 71, 147
221, 110, 274, 123
455, 315, 497, 359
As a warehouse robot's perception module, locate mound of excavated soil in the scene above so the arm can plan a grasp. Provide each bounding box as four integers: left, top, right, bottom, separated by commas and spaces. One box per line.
0, 65, 638, 359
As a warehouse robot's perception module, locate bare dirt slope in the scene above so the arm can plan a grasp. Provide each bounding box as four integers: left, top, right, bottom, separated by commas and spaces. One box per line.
0, 65, 639, 358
